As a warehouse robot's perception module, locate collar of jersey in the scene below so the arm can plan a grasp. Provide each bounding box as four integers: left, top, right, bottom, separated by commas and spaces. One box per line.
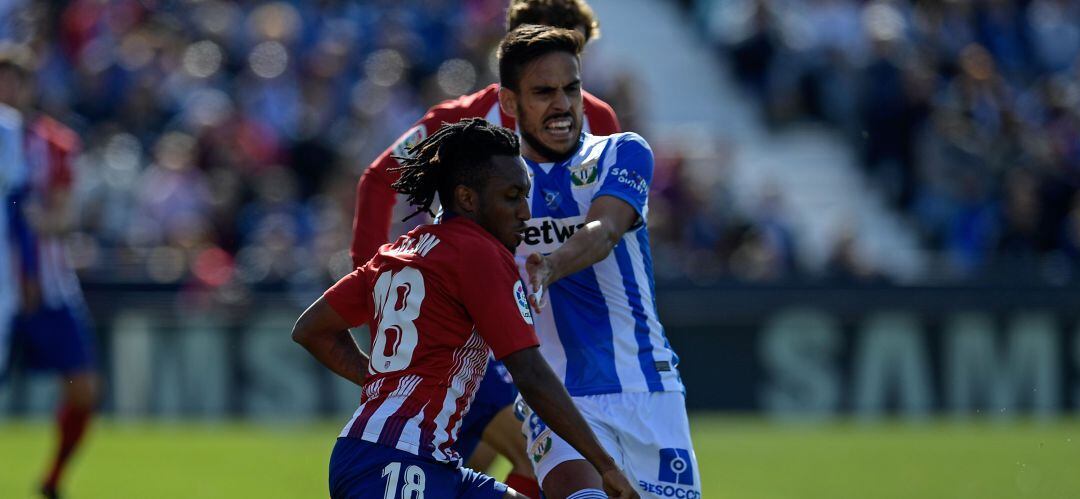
522, 133, 585, 174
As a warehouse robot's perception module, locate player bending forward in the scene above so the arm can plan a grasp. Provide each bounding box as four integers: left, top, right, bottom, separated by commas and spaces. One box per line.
293, 119, 637, 499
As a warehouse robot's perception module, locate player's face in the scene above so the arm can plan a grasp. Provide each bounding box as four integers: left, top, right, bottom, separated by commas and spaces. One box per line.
476, 155, 532, 252
508, 52, 584, 162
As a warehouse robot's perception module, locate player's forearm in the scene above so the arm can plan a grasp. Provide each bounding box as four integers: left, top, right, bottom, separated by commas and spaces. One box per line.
547, 220, 619, 283
504, 348, 619, 474
351, 164, 398, 267
294, 329, 368, 386
292, 299, 369, 386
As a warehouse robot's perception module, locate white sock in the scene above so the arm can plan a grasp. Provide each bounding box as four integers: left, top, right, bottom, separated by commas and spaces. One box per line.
566, 489, 607, 499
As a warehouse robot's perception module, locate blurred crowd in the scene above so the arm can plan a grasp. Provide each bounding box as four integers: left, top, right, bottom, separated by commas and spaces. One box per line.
3, 0, 534, 304
3, 0, 803, 297
696, 0, 1080, 282
9, 0, 1076, 294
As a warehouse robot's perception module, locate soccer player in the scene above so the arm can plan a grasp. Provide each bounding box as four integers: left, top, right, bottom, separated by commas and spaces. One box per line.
0, 52, 27, 400
497, 26, 702, 499
350, 2, 618, 496
0, 47, 99, 499
294, 119, 637, 499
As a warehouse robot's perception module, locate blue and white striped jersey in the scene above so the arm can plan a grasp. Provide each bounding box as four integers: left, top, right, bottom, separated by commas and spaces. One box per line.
515, 132, 683, 396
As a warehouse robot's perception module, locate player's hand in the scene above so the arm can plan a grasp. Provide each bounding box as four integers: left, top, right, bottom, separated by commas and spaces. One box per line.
600, 468, 639, 499
525, 252, 552, 312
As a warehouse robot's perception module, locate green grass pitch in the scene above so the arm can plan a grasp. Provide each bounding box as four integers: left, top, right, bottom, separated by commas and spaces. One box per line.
2, 415, 1079, 498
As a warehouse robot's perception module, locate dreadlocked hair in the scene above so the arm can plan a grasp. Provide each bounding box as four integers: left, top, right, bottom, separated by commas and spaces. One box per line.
390, 118, 520, 221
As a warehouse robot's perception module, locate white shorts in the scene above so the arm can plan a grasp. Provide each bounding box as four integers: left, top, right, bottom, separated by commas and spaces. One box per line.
518, 391, 702, 499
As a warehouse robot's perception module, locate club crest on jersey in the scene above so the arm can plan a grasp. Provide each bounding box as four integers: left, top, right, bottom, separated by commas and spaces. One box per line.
392, 125, 427, 160
542, 189, 561, 210
569, 159, 598, 189
514, 281, 534, 324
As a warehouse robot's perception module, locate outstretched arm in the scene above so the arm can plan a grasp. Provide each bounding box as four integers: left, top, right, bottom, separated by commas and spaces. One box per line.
502, 347, 638, 499
527, 195, 637, 309
292, 297, 368, 386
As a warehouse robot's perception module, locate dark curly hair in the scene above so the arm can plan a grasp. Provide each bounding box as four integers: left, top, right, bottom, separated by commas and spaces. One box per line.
390, 118, 520, 221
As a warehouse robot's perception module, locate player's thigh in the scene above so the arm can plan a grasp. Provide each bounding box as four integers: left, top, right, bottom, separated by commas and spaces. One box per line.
518, 395, 620, 489
328, 438, 508, 499
457, 466, 512, 499
329, 438, 445, 498
465, 441, 498, 471
617, 392, 701, 499
459, 361, 519, 463
480, 405, 532, 472
18, 306, 96, 374
540, 460, 603, 499
62, 370, 99, 408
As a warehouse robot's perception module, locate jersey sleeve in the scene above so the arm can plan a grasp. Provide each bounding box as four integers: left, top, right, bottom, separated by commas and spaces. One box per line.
457, 243, 539, 360
350, 100, 482, 268
594, 133, 653, 225
323, 268, 374, 328
583, 91, 621, 135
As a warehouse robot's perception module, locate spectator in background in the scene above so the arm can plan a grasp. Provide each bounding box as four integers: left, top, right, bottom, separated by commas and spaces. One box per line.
704, 0, 1080, 282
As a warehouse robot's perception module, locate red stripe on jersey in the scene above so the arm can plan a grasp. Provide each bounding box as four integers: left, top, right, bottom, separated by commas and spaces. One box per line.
376, 389, 429, 448
420, 331, 489, 461
437, 333, 489, 458
346, 376, 397, 438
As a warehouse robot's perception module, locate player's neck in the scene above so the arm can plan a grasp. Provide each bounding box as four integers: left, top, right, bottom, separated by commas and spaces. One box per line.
441, 209, 474, 225
520, 133, 581, 164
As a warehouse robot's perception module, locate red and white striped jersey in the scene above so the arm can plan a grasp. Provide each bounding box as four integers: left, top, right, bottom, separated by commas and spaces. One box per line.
22, 115, 84, 309
324, 215, 539, 464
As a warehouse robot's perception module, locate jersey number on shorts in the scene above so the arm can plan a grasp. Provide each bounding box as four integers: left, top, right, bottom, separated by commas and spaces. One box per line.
371, 267, 426, 373
381, 462, 426, 499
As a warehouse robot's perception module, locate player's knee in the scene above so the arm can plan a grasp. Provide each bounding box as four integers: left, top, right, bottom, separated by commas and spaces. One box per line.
484, 415, 533, 472
65, 372, 99, 409
540, 460, 602, 499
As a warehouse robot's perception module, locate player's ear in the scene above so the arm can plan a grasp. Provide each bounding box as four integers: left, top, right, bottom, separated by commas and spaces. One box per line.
498, 86, 518, 119
454, 184, 478, 214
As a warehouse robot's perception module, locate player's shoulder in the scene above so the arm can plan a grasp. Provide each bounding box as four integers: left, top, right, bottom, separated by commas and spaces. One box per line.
587, 131, 652, 154
582, 90, 620, 134
397, 86, 499, 159
582, 89, 615, 114
390, 217, 505, 263
426, 84, 500, 121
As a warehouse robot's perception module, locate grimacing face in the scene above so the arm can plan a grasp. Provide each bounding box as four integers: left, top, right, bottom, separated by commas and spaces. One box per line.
507, 51, 584, 162
474, 155, 532, 252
